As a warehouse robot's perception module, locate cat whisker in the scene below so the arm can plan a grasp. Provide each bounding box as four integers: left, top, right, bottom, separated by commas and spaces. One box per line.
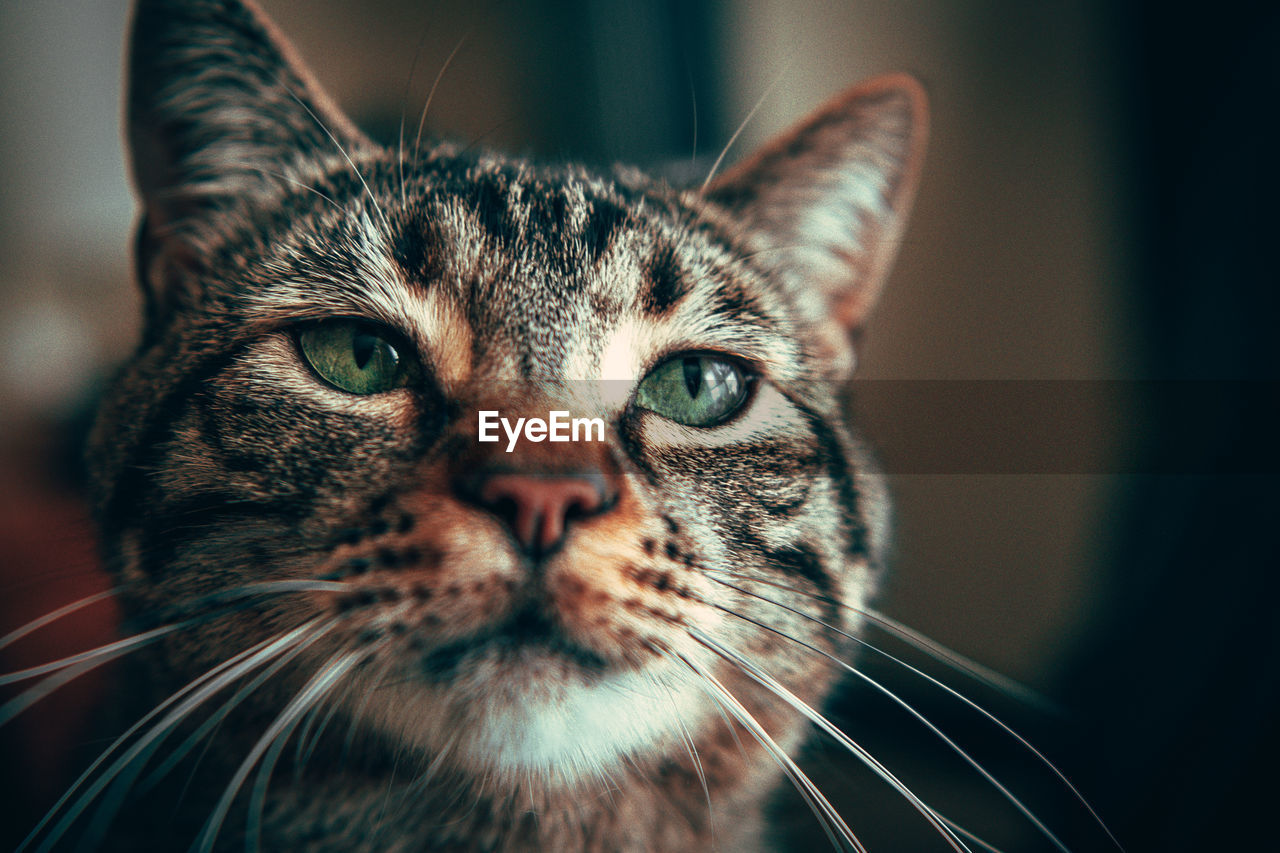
459, 116, 519, 157
699, 61, 793, 193
281, 88, 394, 241
660, 677, 715, 837
245, 717, 301, 853
83, 620, 344, 852
405, 730, 459, 797
129, 579, 352, 629
943, 818, 1010, 853
20, 619, 329, 853
366, 745, 407, 849
861, 606, 1059, 714
0, 587, 121, 651
395, 17, 437, 205
709, 601, 1070, 853
256, 168, 347, 215
1, 579, 351, 715
196, 644, 377, 853
294, 691, 346, 777
706, 570, 1125, 850
684, 63, 699, 168
0, 619, 196, 690
248, 644, 382, 853
339, 648, 403, 769
704, 567, 1056, 711
410, 31, 472, 168
686, 628, 972, 853
659, 645, 866, 853
0, 657, 118, 731
135, 617, 343, 798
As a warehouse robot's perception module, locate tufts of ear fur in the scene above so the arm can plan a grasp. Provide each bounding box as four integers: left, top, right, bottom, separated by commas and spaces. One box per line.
706, 74, 928, 338
127, 0, 369, 326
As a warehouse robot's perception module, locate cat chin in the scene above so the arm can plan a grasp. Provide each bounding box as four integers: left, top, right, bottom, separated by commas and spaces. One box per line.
359, 659, 708, 788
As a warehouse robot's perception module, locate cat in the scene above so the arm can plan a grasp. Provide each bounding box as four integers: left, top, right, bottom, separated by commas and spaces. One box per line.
6, 0, 1061, 849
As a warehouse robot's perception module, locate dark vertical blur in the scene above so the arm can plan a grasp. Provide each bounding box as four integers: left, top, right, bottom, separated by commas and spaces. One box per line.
1061, 4, 1280, 851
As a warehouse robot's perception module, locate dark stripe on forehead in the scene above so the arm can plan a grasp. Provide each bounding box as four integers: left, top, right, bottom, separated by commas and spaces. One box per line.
470, 171, 515, 248
642, 243, 689, 317
523, 180, 579, 276
393, 211, 445, 289
583, 198, 629, 263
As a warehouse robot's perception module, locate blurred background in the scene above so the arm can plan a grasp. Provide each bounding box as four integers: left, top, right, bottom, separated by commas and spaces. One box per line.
1, 0, 1275, 850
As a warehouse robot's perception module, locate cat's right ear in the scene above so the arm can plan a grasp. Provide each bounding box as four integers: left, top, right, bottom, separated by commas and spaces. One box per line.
127, 0, 370, 326
705, 74, 928, 356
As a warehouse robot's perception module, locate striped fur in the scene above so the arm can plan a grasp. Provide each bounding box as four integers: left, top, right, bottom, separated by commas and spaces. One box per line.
82, 1, 926, 849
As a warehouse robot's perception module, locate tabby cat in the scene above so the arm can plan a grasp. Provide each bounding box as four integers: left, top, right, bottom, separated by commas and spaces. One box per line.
17, 0, 954, 849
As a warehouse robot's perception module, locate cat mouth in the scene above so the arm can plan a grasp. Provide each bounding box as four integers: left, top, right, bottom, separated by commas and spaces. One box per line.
417, 603, 609, 682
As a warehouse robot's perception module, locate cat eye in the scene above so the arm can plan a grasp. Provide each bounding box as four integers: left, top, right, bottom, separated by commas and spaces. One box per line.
635, 354, 752, 427
296, 320, 417, 395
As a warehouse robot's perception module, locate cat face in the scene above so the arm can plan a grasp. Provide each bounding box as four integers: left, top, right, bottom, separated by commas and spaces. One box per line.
90, 0, 924, 794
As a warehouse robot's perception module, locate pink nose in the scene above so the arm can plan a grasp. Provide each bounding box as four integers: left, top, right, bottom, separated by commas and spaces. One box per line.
473, 473, 607, 553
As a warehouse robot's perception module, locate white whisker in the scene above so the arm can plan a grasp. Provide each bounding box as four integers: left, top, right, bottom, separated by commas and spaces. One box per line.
17, 631, 289, 853
661, 678, 714, 838
294, 691, 346, 776
81, 620, 341, 851
664, 647, 865, 853
714, 602, 1068, 852
1, 580, 351, 717
411, 32, 472, 164
244, 644, 372, 853
708, 571, 1121, 850
282, 89, 393, 241
705, 568, 1056, 711
404, 730, 459, 797
864, 607, 1058, 713
942, 816, 1010, 853
257, 168, 346, 214
135, 617, 341, 796
689, 628, 971, 853
0, 620, 193, 690
395, 22, 436, 205
699, 62, 793, 193
22, 619, 328, 853
685, 64, 699, 168
0, 588, 120, 651
193, 646, 373, 853
162, 580, 353, 620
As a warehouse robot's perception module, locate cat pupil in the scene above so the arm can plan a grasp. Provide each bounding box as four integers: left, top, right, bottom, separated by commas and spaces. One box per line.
352, 332, 381, 371
683, 357, 704, 398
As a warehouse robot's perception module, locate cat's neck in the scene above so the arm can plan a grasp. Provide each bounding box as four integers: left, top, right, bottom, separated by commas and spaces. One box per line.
267, 758, 770, 852
105, 665, 795, 853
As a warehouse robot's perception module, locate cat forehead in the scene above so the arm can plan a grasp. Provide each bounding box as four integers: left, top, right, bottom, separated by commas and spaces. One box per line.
234, 150, 801, 383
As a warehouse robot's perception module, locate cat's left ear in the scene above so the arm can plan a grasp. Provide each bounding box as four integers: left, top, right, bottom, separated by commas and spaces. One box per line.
706, 73, 927, 338
126, 0, 373, 329
128, 0, 370, 220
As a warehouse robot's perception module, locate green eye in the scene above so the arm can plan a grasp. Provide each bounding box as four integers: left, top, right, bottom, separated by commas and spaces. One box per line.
297, 320, 415, 395
635, 354, 751, 426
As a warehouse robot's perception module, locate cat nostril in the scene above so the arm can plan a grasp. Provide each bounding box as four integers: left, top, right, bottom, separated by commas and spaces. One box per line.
467, 471, 609, 554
